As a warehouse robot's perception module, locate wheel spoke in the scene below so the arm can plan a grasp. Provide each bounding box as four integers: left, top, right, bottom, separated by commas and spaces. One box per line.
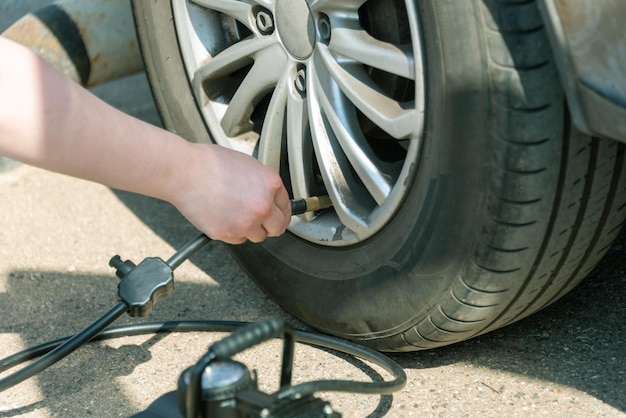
258, 71, 291, 171
287, 87, 316, 222
287, 90, 309, 197
330, 27, 414, 80
308, 69, 370, 237
310, 0, 366, 13
221, 43, 288, 137
317, 45, 417, 140
190, 0, 254, 29
193, 36, 274, 82
252, 0, 274, 9
314, 63, 394, 205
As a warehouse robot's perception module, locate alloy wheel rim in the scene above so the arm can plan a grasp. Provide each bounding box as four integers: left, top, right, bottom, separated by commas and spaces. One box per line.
173, 0, 425, 246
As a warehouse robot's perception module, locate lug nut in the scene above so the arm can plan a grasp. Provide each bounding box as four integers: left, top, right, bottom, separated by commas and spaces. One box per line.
294, 67, 307, 95
255, 9, 274, 35
318, 15, 331, 42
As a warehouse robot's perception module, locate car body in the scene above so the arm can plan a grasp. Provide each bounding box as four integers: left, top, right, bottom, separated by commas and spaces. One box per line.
539, 0, 626, 143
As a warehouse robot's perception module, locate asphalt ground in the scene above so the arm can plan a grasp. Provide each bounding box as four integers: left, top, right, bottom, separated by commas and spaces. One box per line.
1, 3, 625, 417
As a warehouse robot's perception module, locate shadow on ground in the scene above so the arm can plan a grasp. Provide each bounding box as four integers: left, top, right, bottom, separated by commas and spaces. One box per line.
0, 267, 278, 417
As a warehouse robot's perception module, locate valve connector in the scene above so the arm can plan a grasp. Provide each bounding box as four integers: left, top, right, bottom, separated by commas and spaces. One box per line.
109, 255, 137, 279
116, 257, 174, 317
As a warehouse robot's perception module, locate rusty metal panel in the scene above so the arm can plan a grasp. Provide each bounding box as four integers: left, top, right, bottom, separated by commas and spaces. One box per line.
539, 0, 626, 142
2, 0, 142, 87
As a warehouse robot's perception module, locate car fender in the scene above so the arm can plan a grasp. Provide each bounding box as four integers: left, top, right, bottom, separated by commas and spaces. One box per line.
538, 0, 626, 142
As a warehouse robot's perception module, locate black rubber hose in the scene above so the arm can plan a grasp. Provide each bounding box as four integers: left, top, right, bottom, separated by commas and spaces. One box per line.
166, 233, 211, 270
0, 321, 242, 372
0, 320, 406, 397
0, 301, 128, 392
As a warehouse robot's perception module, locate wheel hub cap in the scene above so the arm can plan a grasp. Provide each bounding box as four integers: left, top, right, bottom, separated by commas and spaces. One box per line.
275, 0, 315, 60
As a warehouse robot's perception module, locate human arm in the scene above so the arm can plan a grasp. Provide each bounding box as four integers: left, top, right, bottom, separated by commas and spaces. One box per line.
0, 36, 291, 243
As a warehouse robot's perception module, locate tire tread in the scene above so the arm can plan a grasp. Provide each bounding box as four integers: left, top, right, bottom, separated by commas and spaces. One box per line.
401, 0, 626, 349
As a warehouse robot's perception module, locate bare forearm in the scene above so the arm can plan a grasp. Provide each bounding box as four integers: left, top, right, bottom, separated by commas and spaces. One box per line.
0, 36, 291, 243
0, 36, 186, 201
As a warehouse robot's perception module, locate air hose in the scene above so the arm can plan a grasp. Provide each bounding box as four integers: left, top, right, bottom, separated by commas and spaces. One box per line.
0, 319, 406, 417
0, 232, 211, 392
0, 197, 407, 417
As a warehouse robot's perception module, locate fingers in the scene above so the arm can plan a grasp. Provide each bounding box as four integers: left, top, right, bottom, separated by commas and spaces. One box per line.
263, 206, 290, 237
270, 187, 292, 233
206, 195, 291, 244
246, 186, 292, 243
246, 226, 268, 244
179, 149, 292, 244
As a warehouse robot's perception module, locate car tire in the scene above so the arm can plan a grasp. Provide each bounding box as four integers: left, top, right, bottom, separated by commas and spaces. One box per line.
132, 0, 626, 351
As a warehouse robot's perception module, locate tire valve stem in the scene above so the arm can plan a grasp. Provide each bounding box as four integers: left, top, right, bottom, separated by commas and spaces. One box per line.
291, 196, 333, 215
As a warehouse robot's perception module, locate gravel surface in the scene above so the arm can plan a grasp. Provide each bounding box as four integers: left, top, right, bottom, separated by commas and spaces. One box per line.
1, 2, 625, 417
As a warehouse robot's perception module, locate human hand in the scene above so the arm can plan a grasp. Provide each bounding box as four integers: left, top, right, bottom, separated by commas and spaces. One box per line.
168, 143, 291, 244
